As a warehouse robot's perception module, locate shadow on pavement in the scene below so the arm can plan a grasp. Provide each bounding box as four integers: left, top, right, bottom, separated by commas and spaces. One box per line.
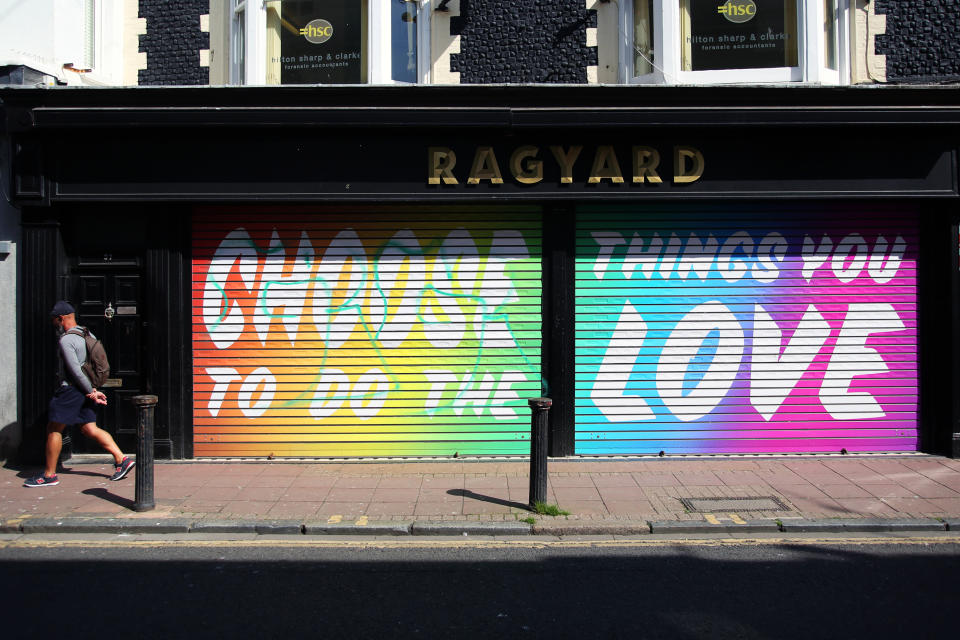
448, 488, 530, 511
81, 487, 133, 509
60, 467, 111, 479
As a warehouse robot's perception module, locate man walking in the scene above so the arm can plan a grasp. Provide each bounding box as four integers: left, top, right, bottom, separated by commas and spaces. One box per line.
24, 301, 134, 487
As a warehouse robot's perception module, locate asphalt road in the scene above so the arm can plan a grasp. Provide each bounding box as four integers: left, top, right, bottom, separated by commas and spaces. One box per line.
2, 538, 958, 639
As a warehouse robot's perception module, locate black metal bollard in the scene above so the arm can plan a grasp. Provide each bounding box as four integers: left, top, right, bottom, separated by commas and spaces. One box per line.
132, 395, 158, 512
528, 397, 552, 508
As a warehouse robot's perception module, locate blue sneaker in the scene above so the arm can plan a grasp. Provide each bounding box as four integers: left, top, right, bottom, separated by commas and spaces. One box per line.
24, 474, 59, 488
110, 457, 135, 481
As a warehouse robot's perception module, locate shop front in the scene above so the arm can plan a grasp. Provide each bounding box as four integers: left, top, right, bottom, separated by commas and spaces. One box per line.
192, 206, 543, 457
4, 85, 958, 460
575, 204, 919, 454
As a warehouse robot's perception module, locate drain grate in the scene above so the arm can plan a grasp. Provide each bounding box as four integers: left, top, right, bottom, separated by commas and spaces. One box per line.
680, 496, 790, 512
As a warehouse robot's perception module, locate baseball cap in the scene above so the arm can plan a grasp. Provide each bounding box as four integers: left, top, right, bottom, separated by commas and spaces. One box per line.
50, 301, 75, 317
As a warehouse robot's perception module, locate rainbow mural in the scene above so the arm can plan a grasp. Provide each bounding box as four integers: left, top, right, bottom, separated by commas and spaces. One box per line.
575, 208, 919, 454
192, 210, 542, 457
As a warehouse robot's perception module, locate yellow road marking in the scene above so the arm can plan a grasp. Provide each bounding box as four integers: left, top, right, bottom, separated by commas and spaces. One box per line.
729, 513, 747, 525
355, 516, 368, 526
704, 514, 721, 525
327, 515, 342, 524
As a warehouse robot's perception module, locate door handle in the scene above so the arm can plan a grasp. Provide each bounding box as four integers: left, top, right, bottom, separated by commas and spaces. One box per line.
105, 302, 115, 321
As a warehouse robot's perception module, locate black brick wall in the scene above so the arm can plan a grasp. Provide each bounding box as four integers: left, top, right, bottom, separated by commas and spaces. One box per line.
874, 0, 960, 83
138, 0, 210, 86
450, 0, 598, 83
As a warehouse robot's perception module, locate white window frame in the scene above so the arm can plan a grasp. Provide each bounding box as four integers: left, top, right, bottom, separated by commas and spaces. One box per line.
621, 0, 849, 85
370, 0, 431, 84
58, 0, 125, 86
231, 0, 430, 85
231, 0, 249, 85
803, 0, 849, 85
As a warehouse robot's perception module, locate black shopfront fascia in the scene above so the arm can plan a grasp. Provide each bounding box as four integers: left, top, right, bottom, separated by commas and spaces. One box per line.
3, 85, 959, 459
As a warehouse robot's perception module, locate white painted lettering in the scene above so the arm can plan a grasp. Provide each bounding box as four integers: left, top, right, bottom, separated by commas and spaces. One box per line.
205, 367, 241, 417
309, 368, 349, 419
801, 234, 833, 282
750, 304, 831, 420
831, 233, 869, 283
591, 231, 626, 279
203, 228, 260, 349
350, 368, 389, 419
820, 303, 906, 419
752, 232, 787, 284
868, 235, 906, 284
656, 302, 744, 421
621, 232, 663, 279
718, 232, 754, 283
591, 302, 655, 422
238, 367, 276, 418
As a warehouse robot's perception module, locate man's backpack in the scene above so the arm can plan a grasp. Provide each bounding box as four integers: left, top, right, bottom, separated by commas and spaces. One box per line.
66, 327, 111, 388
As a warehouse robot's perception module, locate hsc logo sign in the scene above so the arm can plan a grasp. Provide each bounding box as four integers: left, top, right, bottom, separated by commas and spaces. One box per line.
717, 0, 757, 23
301, 19, 333, 44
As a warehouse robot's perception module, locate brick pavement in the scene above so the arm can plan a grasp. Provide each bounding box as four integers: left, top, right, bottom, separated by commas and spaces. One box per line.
3, 455, 960, 528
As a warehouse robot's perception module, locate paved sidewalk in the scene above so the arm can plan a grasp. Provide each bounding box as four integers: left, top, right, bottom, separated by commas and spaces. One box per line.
3, 455, 960, 535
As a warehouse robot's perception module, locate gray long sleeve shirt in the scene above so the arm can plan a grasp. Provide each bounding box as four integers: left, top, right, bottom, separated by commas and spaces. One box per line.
57, 330, 94, 394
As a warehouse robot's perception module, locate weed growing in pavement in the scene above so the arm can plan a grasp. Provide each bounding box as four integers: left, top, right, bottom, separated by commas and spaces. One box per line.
520, 517, 537, 525
532, 501, 570, 517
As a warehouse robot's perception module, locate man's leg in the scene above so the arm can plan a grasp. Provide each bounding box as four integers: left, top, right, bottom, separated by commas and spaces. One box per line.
78, 422, 124, 464
44, 422, 67, 477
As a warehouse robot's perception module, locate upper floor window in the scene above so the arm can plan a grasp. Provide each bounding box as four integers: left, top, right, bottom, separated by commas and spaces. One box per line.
0, 0, 126, 86
624, 0, 848, 84
231, 0, 429, 85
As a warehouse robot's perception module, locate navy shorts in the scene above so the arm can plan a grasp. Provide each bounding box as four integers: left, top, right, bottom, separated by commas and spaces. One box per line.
48, 385, 97, 426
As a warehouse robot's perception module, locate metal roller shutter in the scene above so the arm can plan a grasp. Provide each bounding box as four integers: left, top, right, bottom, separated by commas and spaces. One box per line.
575, 205, 918, 454
192, 207, 542, 457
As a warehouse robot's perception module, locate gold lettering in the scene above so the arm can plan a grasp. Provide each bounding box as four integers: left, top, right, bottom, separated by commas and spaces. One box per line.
428, 147, 458, 185
588, 146, 624, 184
632, 146, 662, 184
467, 146, 504, 185
429, 144, 705, 187
549, 145, 583, 184
673, 146, 704, 184
510, 146, 543, 185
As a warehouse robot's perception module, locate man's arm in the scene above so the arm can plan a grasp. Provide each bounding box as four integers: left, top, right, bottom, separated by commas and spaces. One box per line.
59, 333, 94, 394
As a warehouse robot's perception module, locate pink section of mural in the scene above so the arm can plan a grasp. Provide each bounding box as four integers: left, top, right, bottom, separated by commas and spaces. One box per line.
576, 212, 919, 454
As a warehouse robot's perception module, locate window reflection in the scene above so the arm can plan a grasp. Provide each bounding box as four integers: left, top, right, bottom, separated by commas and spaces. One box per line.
680, 0, 798, 72
634, 0, 654, 76
265, 0, 367, 85
824, 0, 837, 70
392, 0, 418, 83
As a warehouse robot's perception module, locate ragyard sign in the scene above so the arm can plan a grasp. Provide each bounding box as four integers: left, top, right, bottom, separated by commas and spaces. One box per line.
427, 145, 704, 187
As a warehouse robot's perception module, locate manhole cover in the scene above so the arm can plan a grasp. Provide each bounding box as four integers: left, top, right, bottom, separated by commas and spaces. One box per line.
680, 496, 790, 512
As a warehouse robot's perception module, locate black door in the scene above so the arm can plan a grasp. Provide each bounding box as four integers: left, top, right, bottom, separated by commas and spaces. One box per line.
70, 256, 145, 452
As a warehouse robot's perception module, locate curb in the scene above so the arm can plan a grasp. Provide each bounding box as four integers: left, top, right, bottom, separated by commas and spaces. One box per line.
303, 522, 413, 536
649, 519, 781, 534
1, 518, 28, 534
778, 518, 947, 533
254, 520, 304, 535
19, 517, 193, 534
410, 521, 532, 536
2, 516, 957, 537
532, 521, 651, 536
189, 520, 258, 534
